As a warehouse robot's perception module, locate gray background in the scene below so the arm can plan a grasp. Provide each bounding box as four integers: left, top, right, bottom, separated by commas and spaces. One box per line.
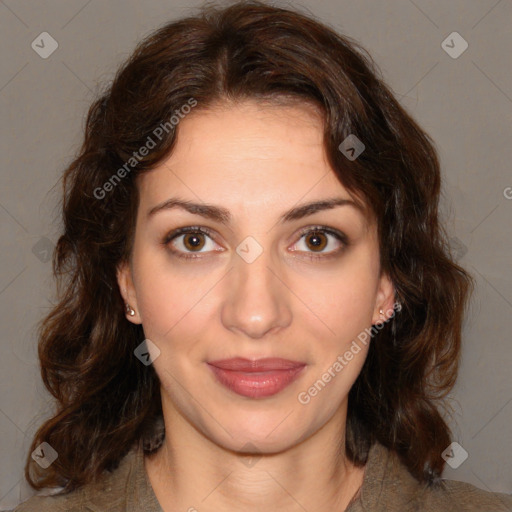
1, 0, 511, 508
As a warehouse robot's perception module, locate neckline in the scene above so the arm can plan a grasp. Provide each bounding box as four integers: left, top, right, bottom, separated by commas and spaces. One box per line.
133, 439, 390, 512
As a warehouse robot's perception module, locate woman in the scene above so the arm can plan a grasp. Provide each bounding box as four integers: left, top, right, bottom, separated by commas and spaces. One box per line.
14, 1, 512, 511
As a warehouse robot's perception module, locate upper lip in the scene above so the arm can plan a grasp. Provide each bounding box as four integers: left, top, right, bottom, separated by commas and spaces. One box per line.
207, 357, 306, 372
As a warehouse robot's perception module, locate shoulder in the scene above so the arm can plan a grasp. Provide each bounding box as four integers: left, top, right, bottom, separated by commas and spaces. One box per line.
13, 489, 86, 512
13, 443, 140, 512
420, 478, 512, 512
357, 442, 512, 512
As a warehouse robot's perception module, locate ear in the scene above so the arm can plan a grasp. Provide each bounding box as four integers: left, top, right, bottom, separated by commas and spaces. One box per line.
116, 260, 142, 325
371, 272, 397, 325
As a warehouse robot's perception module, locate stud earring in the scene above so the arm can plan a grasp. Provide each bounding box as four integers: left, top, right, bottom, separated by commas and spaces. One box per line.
125, 303, 136, 316
379, 308, 384, 316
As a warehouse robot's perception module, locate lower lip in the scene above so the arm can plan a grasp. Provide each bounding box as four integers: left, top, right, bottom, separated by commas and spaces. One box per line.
207, 364, 306, 398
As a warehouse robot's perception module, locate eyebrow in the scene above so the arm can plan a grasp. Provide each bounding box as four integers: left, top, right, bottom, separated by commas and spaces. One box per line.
147, 196, 364, 224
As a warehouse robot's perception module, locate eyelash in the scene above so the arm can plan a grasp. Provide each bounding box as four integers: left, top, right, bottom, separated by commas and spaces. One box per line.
162, 225, 349, 261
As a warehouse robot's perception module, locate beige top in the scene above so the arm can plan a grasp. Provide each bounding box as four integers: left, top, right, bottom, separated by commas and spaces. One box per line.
13, 440, 512, 511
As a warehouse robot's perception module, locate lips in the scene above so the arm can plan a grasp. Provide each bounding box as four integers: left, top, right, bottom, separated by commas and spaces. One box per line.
207, 357, 306, 398
208, 357, 305, 371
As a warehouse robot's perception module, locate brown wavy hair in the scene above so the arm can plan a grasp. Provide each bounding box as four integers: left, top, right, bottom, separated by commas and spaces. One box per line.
25, 0, 474, 493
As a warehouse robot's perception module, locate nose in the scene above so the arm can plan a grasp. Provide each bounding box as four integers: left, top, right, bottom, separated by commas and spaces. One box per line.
220, 243, 292, 339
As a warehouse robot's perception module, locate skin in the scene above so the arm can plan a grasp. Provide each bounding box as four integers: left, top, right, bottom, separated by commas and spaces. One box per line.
117, 99, 396, 512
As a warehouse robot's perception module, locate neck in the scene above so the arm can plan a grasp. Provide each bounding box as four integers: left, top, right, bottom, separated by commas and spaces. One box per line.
145, 402, 365, 512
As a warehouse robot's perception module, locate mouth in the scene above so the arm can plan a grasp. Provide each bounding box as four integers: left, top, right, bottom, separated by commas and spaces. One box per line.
206, 357, 307, 398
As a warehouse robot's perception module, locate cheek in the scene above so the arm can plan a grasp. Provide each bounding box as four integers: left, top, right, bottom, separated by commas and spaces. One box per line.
133, 251, 219, 345
131, 249, 184, 333
292, 254, 379, 343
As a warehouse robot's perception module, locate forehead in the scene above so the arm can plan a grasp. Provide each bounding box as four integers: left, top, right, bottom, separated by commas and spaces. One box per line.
171, 99, 326, 169
136, 99, 371, 227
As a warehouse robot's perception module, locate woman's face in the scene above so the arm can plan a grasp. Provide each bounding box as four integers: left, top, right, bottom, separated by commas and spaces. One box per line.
117, 99, 395, 453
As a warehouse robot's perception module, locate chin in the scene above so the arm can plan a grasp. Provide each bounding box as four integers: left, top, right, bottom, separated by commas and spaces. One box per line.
204, 407, 312, 453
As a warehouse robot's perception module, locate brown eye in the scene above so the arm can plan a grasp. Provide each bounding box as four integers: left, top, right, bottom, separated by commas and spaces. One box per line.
163, 226, 223, 260
304, 231, 328, 252
289, 226, 348, 260
163, 225, 348, 261
183, 232, 206, 251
